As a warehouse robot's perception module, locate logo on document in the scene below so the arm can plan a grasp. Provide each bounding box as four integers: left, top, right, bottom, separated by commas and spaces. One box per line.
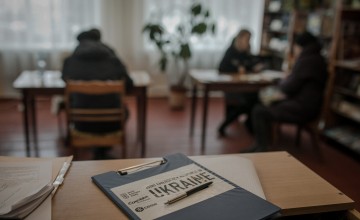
134, 203, 157, 212
135, 207, 144, 212
120, 193, 129, 199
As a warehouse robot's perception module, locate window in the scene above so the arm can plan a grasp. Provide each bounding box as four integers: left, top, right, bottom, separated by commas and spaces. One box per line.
0, 0, 100, 50
143, 0, 264, 53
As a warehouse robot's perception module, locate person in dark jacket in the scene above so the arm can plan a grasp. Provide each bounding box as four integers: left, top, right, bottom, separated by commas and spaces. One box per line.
218, 29, 263, 136
62, 28, 134, 159
247, 31, 328, 152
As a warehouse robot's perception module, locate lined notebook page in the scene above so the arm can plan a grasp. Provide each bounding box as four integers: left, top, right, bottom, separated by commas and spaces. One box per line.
193, 155, 266, 199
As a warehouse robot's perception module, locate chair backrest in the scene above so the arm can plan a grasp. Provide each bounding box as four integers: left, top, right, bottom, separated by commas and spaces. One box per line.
65, 80, 126, 129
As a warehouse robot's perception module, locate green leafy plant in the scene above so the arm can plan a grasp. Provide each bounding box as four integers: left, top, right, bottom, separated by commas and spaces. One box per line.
143, 3, 216, 88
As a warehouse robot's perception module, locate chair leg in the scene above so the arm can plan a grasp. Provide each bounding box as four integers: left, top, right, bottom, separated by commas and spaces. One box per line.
57, 113, 64, 138
295, 126, 302, 147
272, 123, 280, 147
72, 147, 79, 160
122, 135, 127, 158
309, 127, 323, 161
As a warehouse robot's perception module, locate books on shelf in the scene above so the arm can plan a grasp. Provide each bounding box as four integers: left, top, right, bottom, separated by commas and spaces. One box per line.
324, 126, 360, 152
268, 0, 282, 12
336, 100, 360, 122
269, 38, 288, 52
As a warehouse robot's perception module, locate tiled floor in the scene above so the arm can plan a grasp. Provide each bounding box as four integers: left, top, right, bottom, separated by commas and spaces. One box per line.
0, 97, 359, 210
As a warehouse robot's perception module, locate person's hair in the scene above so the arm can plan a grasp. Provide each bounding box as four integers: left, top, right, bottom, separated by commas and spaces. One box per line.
233, 29, 251, 52
236, 29, 251, 38
294, 31, 319, 48
77, 28, 101, 42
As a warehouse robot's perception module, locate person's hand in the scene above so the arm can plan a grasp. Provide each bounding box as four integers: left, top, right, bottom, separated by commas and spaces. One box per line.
252, 63, 264, 73
238, 66, 246, 75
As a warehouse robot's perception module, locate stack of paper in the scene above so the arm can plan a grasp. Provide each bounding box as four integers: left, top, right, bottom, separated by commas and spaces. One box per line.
0, 161, 53, 219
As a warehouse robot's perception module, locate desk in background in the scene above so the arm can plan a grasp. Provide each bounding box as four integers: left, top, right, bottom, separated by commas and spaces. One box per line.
52, 151, 358, 219
13, 70, 150, 157
189, 69, 284, 152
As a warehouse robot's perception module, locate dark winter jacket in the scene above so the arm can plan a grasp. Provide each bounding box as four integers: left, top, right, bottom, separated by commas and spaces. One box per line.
270, 43, 328, 122
218, 40, 259, 73
62, 40, 134, 133
218, 40, 260, 108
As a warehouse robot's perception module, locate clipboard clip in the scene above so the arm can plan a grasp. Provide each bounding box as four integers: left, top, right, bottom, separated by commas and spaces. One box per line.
117, 158, 167, 175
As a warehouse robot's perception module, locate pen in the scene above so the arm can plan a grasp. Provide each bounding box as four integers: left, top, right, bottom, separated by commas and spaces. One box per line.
164, 181, 213, 205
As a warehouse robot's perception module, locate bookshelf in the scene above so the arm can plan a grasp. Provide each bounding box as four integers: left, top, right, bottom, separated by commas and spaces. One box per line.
260, 0, 294, 70
324, 0, 360, 155
260, 0, 337, 70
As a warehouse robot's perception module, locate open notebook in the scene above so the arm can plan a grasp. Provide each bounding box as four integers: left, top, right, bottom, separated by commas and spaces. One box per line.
193, 155, 266, 199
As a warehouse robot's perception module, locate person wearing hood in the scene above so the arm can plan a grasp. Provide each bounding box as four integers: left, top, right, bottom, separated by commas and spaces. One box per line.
62, 28, 134, 159
247, 31, 328, 152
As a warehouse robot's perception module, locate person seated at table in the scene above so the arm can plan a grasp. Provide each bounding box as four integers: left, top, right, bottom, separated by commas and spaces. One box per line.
246, 31, 328, 152
218, 29, 264, 137
62, 28, 134, 160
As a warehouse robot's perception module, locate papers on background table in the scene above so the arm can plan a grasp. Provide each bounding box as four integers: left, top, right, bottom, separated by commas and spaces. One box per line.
0, 161, 53, 219
190, 69, 284, 83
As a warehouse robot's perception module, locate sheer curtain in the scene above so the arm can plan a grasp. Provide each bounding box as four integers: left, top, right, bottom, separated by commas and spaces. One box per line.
140, 0, 264, 88
0, 0, 264, 97
142, 0, 264, 68
0, 0, 100, 97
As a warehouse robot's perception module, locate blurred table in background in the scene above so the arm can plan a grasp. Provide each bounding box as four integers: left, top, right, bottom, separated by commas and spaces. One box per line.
189, 69, 284, 153
13, 70, 150, 157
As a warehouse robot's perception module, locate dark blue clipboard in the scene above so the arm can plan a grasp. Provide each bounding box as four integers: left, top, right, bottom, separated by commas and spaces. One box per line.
91, 153, 280, 220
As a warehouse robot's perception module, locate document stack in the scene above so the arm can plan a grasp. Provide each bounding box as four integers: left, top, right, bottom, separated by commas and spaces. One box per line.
0, 161, 53, 219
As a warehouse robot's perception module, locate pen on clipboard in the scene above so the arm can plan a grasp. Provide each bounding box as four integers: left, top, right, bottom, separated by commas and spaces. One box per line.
52, 161, 71, 196
164, 181, 213, 205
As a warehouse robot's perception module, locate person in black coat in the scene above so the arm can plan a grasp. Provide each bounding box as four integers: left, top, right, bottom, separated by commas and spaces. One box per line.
62, 28, 134, 159
248, 31, 328, 152
218, 29, 263, 136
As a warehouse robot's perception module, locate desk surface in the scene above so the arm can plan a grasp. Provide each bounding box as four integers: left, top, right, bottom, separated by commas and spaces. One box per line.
53, 152, 354, 219
190, 69, 284, 85
13, 70, 151, 89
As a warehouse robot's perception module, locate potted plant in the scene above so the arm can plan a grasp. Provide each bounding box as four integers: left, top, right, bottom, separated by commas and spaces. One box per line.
143, 3, 216, 109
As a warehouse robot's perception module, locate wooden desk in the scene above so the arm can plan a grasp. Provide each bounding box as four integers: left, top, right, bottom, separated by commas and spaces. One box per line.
13, 70, 150, 157
189, 69, 284, 152
53, 152, 356, 219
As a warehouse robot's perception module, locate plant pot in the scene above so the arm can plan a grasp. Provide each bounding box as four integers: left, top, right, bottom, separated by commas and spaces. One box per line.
168, 85, 187, 110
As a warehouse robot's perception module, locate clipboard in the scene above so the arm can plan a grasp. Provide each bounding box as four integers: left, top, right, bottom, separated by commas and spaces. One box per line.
91, 153, 280, 220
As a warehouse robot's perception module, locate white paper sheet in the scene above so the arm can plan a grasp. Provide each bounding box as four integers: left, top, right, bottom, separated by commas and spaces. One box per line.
193, 155, 266, 199
25, 196, 51, 220
111, 163, 235, 220
0, 161, 52, 215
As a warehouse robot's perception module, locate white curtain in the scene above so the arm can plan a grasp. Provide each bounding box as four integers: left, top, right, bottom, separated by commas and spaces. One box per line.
100, 0, 264, 88
0, 0, 100, 97
0, 0, 264, 97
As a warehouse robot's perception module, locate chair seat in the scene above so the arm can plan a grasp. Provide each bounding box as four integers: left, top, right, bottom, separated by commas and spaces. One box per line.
70, 128, 123, 138
69, 128, 124, 148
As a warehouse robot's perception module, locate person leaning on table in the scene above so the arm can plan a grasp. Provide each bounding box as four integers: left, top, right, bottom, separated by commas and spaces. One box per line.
62, 28, 134, 160
245, 31, 328, 152
218, 29, 264, 137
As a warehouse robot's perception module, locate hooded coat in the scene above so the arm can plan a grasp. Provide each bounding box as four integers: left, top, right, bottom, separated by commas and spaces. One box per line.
62, 40, 134, 133
269, 43, 328, 122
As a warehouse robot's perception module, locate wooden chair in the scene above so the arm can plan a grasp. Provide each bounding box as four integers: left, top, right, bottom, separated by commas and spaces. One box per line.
272, 118, 322, 159
65, 80, 127, 158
